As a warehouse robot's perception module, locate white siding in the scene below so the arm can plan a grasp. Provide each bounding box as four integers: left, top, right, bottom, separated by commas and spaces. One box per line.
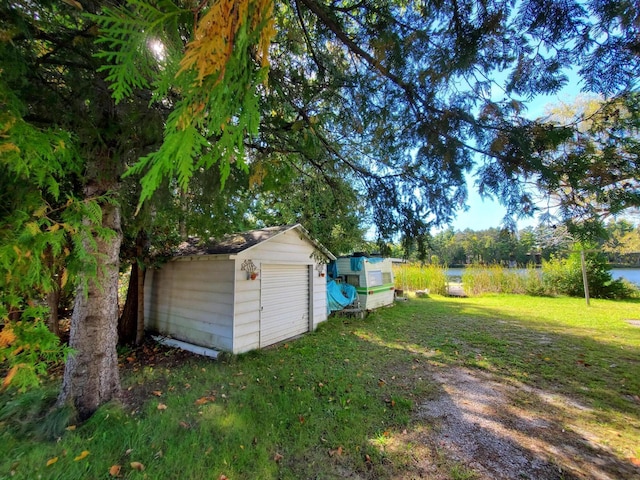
234, 228, 329, 346
146, 226, 332, 355
145, 258, 235, 351
311, 267, 328, 328
232, 263, 261, 353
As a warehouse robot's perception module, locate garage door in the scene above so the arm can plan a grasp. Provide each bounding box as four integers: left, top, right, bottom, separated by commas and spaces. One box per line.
260, 264, 310, 347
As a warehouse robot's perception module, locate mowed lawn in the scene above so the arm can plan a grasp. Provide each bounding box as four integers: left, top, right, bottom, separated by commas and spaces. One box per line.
1, 294, 639, 479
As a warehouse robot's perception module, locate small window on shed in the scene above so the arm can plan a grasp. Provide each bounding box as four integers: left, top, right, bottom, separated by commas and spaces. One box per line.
345, 275, 360, 287
368, 270, 383, 287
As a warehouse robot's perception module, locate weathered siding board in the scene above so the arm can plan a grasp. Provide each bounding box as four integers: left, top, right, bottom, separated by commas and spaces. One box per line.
153, 320, 233, 351
145, 258, 235, 351
243, 230, 316, 264
312, 274, 328, 328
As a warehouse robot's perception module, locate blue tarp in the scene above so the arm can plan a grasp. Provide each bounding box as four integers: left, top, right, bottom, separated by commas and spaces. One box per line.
349, 256, 385, 271
327, 280, 358, 314
327, 261, 338, 279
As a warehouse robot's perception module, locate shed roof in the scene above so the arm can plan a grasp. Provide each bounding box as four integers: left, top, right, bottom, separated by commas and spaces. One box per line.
175, 224, 336, 260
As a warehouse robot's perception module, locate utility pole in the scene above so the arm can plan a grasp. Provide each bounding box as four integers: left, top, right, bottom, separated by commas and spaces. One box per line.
580, 249, 590, 306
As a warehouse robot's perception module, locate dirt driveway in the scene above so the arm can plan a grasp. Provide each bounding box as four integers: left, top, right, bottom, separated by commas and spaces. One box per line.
394, 364, 640, 480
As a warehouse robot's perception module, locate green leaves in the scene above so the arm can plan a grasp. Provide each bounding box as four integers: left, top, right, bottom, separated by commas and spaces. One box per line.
0, 320, 73, 392
93, 0, 273, 208
91, 0, 185, 104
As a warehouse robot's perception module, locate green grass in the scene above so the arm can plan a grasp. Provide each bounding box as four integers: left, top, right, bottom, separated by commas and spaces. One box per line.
2, 294, 640, 479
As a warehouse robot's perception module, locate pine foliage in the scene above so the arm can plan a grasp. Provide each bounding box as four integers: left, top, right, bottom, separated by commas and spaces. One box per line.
94, 0, 276, 206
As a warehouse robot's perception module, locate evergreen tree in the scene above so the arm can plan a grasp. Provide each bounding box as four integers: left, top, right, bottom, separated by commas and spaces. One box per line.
1, 0, 638, 418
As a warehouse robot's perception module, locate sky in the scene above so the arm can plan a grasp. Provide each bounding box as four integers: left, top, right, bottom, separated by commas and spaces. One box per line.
450, 85, 583, 232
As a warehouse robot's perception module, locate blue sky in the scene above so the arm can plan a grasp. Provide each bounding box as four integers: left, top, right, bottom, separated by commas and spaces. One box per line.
450, 86, 583, 232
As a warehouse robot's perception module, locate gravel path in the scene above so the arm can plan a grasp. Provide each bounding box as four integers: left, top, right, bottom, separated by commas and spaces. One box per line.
401, 365, 640, 480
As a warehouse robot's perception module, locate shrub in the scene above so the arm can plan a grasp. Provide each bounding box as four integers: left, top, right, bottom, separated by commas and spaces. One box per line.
542, 245, 635, 299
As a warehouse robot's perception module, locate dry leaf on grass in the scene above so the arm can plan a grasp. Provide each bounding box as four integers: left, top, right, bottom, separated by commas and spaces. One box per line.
157, 403, 167, 410
130, 461, 145, 471
46, 457, 58, 466
328, 446, 344, 457
109, 464, 121, 476
74, 450, 90, 461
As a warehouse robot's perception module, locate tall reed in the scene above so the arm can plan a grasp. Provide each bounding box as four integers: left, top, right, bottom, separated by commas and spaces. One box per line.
393, 263, 448, 295
461, 264, 543, 295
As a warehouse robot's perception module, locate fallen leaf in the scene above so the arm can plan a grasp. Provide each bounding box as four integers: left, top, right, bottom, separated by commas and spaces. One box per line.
152, 390, 162, 396
329, 446, 344, 457
46, 457, 59, 466
109, 464, 121, 476
130, 461, 145, 471
125, 448, 133, 456
219, 475, 228, 480
194, 396, 215, 405
273, 453, 283, 462
299, 415, 305, 424
74, 450, 90, 461
65, 425, 76, 431
179, 421, 190, 429
630, 457, 640, 467
157, 403, 167, 410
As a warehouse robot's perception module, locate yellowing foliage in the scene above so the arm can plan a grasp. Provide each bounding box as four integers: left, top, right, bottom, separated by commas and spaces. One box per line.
178, 0, 275, 85
0, 326, 17, 348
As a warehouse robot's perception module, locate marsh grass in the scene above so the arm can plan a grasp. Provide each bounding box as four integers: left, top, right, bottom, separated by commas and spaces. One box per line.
1, 295, 639, 479
393, 263, 447, 294
461, 264, 544, 295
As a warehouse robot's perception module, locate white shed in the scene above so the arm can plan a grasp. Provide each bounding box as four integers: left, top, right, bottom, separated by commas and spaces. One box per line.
144, 224, 335, 354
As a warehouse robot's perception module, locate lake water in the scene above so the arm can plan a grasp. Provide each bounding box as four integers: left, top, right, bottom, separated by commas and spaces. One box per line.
446, 267, 640, 286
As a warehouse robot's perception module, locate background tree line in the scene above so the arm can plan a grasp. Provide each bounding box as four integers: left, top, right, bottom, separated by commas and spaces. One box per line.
395, 218, 640, 267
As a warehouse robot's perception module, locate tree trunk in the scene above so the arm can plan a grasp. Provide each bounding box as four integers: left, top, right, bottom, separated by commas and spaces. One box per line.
135, 260, 145, 346
117, 262, 138, 346
118, 231, 147, 346
57, 201, 122, 420
46, 289, 60, 338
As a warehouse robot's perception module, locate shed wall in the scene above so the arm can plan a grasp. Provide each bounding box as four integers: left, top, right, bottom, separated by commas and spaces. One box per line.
145, 257, 235, 351
232, 229, 329, 353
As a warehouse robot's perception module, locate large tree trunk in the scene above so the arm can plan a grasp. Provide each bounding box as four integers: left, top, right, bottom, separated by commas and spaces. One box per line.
57, 201, 122, 420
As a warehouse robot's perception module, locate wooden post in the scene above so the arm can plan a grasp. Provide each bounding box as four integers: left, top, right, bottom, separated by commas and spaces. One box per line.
580, 249, 590, 306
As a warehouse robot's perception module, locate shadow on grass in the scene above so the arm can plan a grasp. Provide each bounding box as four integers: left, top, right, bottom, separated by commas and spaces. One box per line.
353, 295, 640, 479
1, 295, 639, 479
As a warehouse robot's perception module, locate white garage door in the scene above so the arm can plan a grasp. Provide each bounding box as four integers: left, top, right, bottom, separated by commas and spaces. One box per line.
260, 264, 310, 347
